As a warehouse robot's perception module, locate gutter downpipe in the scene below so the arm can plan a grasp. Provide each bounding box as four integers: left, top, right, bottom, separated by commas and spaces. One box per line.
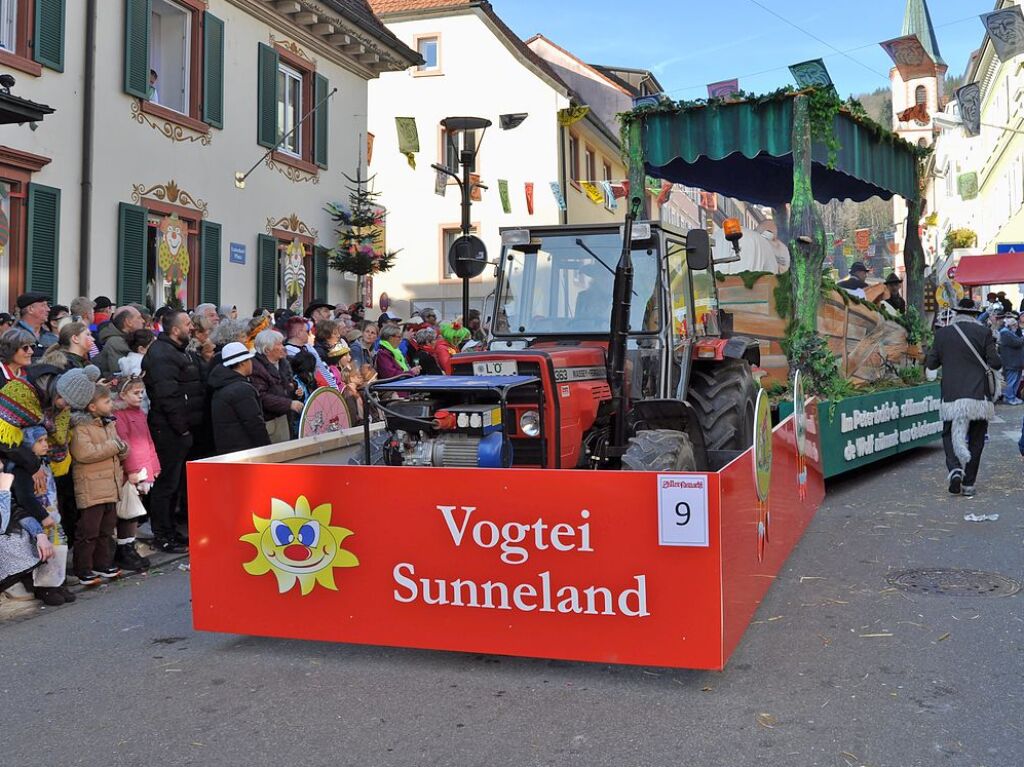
78, 0, 97, 296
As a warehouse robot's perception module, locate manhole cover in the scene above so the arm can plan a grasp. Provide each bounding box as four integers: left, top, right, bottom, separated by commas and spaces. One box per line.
887, 568, 1021, 598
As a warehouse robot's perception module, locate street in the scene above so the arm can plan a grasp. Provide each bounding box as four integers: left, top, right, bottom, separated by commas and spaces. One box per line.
2, 412, 1021, 767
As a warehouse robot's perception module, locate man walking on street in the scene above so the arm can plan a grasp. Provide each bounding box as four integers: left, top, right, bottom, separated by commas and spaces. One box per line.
142, 310, 204, 552
997, 312, 1023, 405
925, 298, 1003, 499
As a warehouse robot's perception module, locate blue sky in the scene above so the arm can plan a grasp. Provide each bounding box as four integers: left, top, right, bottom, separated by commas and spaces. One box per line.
498, 0, 994, 99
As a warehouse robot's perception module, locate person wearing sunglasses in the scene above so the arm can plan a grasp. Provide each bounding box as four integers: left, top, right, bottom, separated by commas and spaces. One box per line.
0, 328, 38, 382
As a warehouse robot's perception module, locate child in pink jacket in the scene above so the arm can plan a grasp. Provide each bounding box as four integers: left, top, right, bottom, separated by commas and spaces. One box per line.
113, 377, 160, 572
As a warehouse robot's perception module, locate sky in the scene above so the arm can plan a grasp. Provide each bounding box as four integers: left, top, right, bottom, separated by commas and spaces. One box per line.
497, 0, 994, 99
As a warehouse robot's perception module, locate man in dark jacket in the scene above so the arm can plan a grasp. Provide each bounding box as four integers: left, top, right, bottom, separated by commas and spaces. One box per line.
209, 342, 270, 455
997, 313, 1023, 405
881, 273, 906, 314
141, 310, 203, 552
837, 261, 870, 297
925, 298, 1003, 498
95, 306, 144, 377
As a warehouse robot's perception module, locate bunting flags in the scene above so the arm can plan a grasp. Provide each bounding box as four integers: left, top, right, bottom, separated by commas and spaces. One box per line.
897, 103, 929, 123
880, 35, 936, 80
434, 168, 447, 197
600, 180, 617, 211
955, 83, 981, 137
549, 182, 566, 211
525, 182, 534, 215
498, 179, 511, 214
706, 79, 739, 99
854, 228, 870, 252
581, 182, 604, 205
558, 105, 590, 127
980, 7, 1024, 62
612, 181, 629, 199
395, 117, 419, 169
366, 133, 375, 166
656, 181, 672, 206
699, 191, 717, 211
789, 58, 832, 89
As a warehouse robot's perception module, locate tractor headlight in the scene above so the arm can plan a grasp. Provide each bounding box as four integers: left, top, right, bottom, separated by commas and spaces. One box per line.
519, 410, 541, 437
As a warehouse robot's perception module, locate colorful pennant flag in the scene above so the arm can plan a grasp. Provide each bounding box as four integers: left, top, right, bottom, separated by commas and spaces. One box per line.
581, 182, 604, 205
434, 168, 447, 197
600, 181, 617, 211
612, 181, 630, 199
981, 7, 1024, 62
498, 179, 511, 214
706, 79, 739, 99
395, 117, 419, 169
699, 191, 717, 211
525, 182, 534, 215
880, 35, 936, 80
549, 181, 566, 211
789, 58, 832, 89
656, 181, 672, 206
558, 105, 591, 127
843, 243, 854, 257
366, 133, 375, 166
854, 228, 870, 252
955, 83, 981, 137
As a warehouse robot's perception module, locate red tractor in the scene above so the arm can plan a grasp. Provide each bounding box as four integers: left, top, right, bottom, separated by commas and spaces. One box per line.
368, 202, 759, 472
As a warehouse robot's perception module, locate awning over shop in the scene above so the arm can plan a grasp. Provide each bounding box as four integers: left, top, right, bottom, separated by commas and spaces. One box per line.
640, 95, 919, 206
951, 253, 1024, 286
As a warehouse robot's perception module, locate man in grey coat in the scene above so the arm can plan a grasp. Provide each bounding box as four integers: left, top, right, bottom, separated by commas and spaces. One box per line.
925, 298, 1003, 498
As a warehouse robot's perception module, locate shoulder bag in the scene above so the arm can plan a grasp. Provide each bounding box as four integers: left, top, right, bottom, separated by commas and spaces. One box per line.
951, 323, 1003, 400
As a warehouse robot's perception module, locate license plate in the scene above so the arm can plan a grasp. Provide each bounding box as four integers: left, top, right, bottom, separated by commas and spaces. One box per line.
473, 360, 519, 376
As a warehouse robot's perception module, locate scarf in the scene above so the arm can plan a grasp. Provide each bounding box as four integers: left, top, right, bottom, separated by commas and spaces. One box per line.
380, 340, 409, 371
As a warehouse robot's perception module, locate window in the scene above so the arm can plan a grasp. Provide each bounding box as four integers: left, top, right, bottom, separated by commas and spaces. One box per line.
568, 133, 580, 185
0, 0, 65, 74
416, 34, 439, 73
277, 62, 303, 157
442, 225, 478, 280
149, 0, 191, 113
602, 161, 612, 182
441, 128, 477, 175
0, 150, 56, 308
585, 148, 596, 184
124, 0, 222, 130
0, 0, 15, 52
915, 85, 926, 106
257, 43, 329, 170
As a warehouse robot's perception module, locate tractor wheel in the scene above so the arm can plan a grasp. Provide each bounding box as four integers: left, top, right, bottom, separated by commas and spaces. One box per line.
687, 359, 757, 452
622, 429, 697, 472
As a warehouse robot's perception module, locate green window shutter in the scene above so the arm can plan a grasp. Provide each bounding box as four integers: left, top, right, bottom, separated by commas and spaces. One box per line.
257, 43, 279, 148
199, 220, 222, 305
313, 245, 329, 299
123, 0, 151, 98
117, 202, 147, 305
26, 184, 61, 298
257, 234, 279, 311
202, 12, 225, 128
314, 73, 329, 169
33, 0, 66, 72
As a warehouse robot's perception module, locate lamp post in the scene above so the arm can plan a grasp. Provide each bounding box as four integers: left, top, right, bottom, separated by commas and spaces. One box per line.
434, 116, 492, 325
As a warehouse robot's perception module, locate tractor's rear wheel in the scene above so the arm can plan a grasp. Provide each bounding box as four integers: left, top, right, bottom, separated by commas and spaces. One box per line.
622, 429, 697, 472
687, 359, 757, 452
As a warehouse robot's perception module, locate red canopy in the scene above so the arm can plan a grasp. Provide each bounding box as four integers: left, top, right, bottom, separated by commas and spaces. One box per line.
952, 253, 1024, 286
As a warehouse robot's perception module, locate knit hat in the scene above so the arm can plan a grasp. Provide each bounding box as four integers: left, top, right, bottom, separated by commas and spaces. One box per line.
56, 365, 101, 411
0, 379, 44, 447
22, 424, 48, 448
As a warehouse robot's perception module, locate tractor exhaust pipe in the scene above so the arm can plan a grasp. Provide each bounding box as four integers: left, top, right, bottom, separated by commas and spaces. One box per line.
607, 197, 642, 454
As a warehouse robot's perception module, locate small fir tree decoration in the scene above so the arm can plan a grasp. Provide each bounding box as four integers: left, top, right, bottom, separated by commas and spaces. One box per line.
326, 172, 399, 276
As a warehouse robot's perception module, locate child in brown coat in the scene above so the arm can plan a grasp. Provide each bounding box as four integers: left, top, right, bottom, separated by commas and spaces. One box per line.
59, 366, 129, 585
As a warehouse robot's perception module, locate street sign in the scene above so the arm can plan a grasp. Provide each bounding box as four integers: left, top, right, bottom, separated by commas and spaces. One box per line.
229, 242, 246, 265
997, 243, 1024, 253
448, 234, 488, 279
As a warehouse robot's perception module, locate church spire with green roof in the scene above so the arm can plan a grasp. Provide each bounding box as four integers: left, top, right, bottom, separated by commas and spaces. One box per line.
902, 0, 945, 68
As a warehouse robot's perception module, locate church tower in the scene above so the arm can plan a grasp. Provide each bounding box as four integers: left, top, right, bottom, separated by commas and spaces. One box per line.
891, 0, 947, 146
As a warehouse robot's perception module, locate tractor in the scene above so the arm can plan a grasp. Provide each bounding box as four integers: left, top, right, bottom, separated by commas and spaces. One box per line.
366, 200, 760, 472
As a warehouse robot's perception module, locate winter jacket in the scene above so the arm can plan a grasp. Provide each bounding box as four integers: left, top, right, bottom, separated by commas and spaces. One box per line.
40, 347, 88, 371
95, 323, 131, 377
997, 327, 1024, 370
250, 354, 297, 420
69, 413, 125, 507
375, 344, 408, 379
926, 315, 1003, 407
114, 405, 160, 481
349, 339, 375, 369
409, 342, 444, 376
2, 444, 48, 527
433, 340, 460, 375
208, 364, 270, 455
142, 333, 206, 437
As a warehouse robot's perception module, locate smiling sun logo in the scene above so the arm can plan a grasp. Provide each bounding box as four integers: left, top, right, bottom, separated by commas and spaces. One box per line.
240, 496, 359, 595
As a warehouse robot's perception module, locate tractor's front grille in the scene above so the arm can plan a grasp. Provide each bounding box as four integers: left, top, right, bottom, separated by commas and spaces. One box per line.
511, 439, 545, 466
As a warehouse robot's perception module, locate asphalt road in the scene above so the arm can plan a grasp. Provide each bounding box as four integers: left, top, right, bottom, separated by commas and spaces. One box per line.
2, 411, 1022, 767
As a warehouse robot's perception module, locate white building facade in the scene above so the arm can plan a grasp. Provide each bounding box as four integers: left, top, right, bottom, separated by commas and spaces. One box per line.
0, 0, 416, 314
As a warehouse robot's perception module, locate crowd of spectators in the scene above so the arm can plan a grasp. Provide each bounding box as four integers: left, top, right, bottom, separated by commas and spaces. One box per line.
0, 291, 485, 609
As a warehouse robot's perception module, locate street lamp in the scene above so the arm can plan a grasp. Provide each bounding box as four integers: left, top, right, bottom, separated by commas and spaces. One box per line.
435, 116, 492, 324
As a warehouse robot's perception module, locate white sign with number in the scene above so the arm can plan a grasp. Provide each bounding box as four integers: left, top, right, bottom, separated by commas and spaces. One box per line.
656, 474, 710, 547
